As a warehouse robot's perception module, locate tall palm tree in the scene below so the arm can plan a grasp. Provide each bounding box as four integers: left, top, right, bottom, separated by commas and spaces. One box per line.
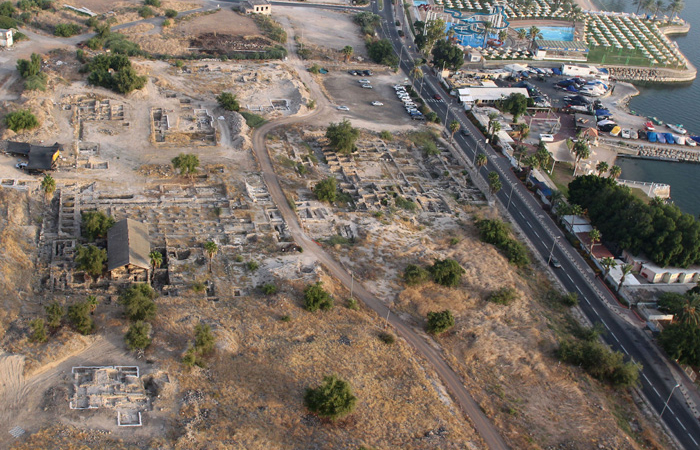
411, 66, 424, 95
550, 189, 565, 211
149, 250, 163, 284
618, 264, 633, 291
523, 154, 540, 179
490, 121, 502, 142
569, 203, 584, 231
476, 153, 488, 170
668, 0, 684, 19
516, 28, 527, 44
589, 228, 601, 254
488, 171, 502, 199
514, 144, 528, 170
678, 295, 700, 326
487, 112, 499, 138
204, 240, 218, 273
41, 173, 56, 202
595, 161, 609, 177
449, 120, 460, 144
572, 140, 590, 176
609, 165, 622, 179
535, 143, 551, 169
342, 45, 353, 62
527, 26, 543, 48
601, 256, 617, 279
498, 29, 508, 44
653, 0, 666, 19
482, 20, 493, 48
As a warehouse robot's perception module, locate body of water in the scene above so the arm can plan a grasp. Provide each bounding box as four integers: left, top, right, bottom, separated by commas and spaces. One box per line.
593, 0, 700, 216
515, 26, 574, 41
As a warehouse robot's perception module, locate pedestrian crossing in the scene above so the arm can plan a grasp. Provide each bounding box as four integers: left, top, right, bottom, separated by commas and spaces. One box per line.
425, 99, 444, 103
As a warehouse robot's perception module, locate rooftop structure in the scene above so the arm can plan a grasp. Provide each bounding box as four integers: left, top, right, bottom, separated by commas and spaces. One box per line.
7, 141, 62, 171
533, 40, 589, 61
240, 0, 270, 15
107, 218, 150, 282
456, 87, 529, 108
0, 28, 13, 47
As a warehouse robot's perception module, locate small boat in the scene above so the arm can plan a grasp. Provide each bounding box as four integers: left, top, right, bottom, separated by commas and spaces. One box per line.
644, 121, 655, 131
651, 116, 664, 126
610, 126, 621, 137
675, 135, 686, 145
657, 133, 667, 144
667, 123, 687, 135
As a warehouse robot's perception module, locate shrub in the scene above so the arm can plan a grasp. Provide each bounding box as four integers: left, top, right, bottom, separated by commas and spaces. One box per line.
403, 264, 429, 286
429, 259, 464, 287
326, 119, 359, 154
395, 196, 416, 211
216, 92, 239, 111
138, 6, 155, 18
29, 318, 47, 343
75, 245, 107, 278
280, 315, 291, 322
308, 63, 321, 74
194, 323, 215, 355
304, 282, 334, 312
119, 283, 157, 322
162, 18, 171, 27
475, 218, 530, 267
346, 298, 359, 310
314, 177, 337, 203
304, 375, 357, 420
68, 301, 94, 335
24, 74, 47, 91
182, 347, 200, 368
54, 23, 81, 37
81, 210, 114, 240
425, 111, 440, 123
426, 310, 454, 334
144, 0, 161, 6
45, 301, 64, 328
125, 321, 152, 350
488, 287, 518, 305
379, 130, 392, 141
164, 8, 178, 18
252, 14, 287, 43
171, 153, 199, 177
558, 339, 640, 387
240, 111, 266, 128
0, 14, 16, 29
17, 53, 42, 78
658, 322, 700, 366
378, 331, 395, 344
246, 260, 259, 271
560, 292, 579, 307
0, 1, 15, 17
4, 110, 40, 132
261, 283, 278, 295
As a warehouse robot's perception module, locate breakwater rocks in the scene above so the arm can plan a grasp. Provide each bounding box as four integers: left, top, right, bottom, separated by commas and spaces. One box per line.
618, 143, 700, 163
607, 65, 697, 83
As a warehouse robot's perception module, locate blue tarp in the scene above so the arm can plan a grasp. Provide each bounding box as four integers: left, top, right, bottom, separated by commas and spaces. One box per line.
595, 109, 611, 117
647, 132, 657, 143
663, 133, 674, 143
566, 85, 578, 92
552, 67, 562, 75
657, 133, 667, 144
691, 136, 700, 143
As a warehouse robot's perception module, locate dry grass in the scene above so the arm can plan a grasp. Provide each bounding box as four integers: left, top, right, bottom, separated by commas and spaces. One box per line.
172, 8, 259, 37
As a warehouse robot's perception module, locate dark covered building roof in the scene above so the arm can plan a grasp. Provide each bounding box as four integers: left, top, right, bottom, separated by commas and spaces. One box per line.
107, 219, 151, 272
7, 141, 62, 171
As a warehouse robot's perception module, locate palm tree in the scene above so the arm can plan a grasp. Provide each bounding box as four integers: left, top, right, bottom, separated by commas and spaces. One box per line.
601, 256, 617, 279
149, 250, 163, 283
608, 165, 622, 179
487, 112, 499, 138
449, 120, 460, 145
411, 65, 424, 95
40, 173, 56, 202
588, 228, 601, 254
342, 45, 353, 62
482, 20, 493, 48
490, 121, 502, 142
498, 29, 508, 44
488, 171, 502, 199
569, 203, 584, 231
595, 161, 609, 177
204, 240, 218, 273
668, 0, 684, 19
572, 140, 590, 177
618, 264, 633, 291
677, 295, 700, 326
516, 28, 527, 44
653, 0, 666, 19
523, 154, 540, 179
535, 143, 551, 169
550, 189, 565, 211
476, 153, 488, 170
513, 144, 528, 170
527, 26, 543, 48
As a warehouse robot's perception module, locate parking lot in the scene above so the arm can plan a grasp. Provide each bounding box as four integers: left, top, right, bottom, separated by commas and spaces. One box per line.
323, 72, 428, 126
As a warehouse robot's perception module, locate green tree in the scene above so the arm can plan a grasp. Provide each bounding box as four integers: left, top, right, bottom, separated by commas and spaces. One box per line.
677, 295, 700, 326
304, 281, 334, 312
194, 323, 215, 355
426, 310, 455, 334
138, 5, 155, 18
449, 120, 460, 145
429, 259, 464, 287
165, 8, 178, 18
488, 171, 502, 198
45, 301, 64, 329
516, 28, 527, 42
16, 53, 42, 78
149, 250, 163, 270
527, 25, 543, 47
204, 240, 218, 273
171, 153, 200, 178
589, 228, 601, 254
326, 119, 359, 155
608, 165, 622, 179
144, 0, 161, 6
488, 287, 518, 305
659, 322, 700, 365
75, 245, 107, 278
4, 110, 40, 132
40, 174, 56, 201
54, 23, 82, 37
29, 318, 47, 343
0, 0, 15, 16
572, 140, 590, 176
304, 375, 357, 420
502, 93, 528, 122
342, 45, 353, 62
68, 301, 95, 335
367, 39, 397, 66
558, 339, 640, 387
111, 66, 147, 94
618, 264, 633, 291
431, 39, 464, 71
596, 161, 609, 177
120, 283, 157, 322
403, 264, 430, 286
81, 210, 115, 240
600, 256, 617, 279
125, 321, 152, 350
314, 177, 337, 203
476, 153, 487, 170
216, 92, 240, 111
425, 17, 446, 53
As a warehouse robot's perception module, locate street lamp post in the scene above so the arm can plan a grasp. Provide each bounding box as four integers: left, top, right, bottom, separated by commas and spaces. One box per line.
660, 384, 681, 417
506, 182, 516, 210
350, 271, 354, 300
547, 236, 561, 266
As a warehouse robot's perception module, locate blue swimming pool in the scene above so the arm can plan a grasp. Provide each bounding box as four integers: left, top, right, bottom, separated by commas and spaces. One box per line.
515, 26, 574, 41
413, 0, 428, 6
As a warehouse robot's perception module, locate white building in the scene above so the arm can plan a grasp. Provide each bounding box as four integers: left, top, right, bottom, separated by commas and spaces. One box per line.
457, 87, 529, 109
240, 0, 271, 15
0, 29, 13, 47
561, 64, 610, 81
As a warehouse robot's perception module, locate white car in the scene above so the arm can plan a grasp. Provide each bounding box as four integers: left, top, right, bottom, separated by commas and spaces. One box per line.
371, 101, 383, 106
359, 79, 370, 84
621, 129, 631, 139
361, 84, 373, 89
337, 105, 350, 111
15, 162, 27, 169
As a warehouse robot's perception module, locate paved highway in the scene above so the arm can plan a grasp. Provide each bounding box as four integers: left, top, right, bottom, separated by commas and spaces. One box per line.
374, 1, 700, 447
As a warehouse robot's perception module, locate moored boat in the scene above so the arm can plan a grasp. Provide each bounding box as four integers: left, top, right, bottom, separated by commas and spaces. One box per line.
667, 123, 687, 135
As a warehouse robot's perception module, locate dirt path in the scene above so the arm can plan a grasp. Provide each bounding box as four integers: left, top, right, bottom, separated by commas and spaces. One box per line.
249, 24, 508, 450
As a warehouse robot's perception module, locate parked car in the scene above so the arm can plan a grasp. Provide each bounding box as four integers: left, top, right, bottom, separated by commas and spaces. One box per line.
621, 129, 631, 139
337, 105, 350, 111
15, 162, 27, 169
359, 79, 370, 84
371, 101, 383, 106
433, 94, 442, 100
411, 115, 425, 120
361, 84, 373, 89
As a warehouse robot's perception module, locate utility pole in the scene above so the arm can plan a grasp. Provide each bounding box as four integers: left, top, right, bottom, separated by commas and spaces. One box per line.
660, 384, 681, 417
547, 236, 560, 266
350, 271, 354, 300
506, 182, 515, 210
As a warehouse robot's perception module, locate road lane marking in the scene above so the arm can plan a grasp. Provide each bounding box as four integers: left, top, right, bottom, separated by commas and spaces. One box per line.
621, 345, 628, 354
642, 374, 650, 384
689, 434, 698, 446
533, 230, 540, 238
525, 220, 532, 228
566, 274, 573, 282
676, 417, 687, 430
611, 332, 619, 342
600, 319, 609, 330
652, 387, 661, 397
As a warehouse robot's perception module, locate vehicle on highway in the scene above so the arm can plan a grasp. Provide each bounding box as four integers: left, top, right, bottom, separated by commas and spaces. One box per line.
460, 129, 470, 137
550, 257, 561, 268
433, 94, 442, 100
371, 101, 383, 106
361, 84, 373, 89
336, 105, 350, 111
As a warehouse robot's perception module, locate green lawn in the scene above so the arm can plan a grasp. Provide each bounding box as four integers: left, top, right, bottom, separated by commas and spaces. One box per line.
586, 46, 685, 69
549, 161, 575, 198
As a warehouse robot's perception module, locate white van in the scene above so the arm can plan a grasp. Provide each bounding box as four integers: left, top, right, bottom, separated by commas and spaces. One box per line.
540, 134, 554, 142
